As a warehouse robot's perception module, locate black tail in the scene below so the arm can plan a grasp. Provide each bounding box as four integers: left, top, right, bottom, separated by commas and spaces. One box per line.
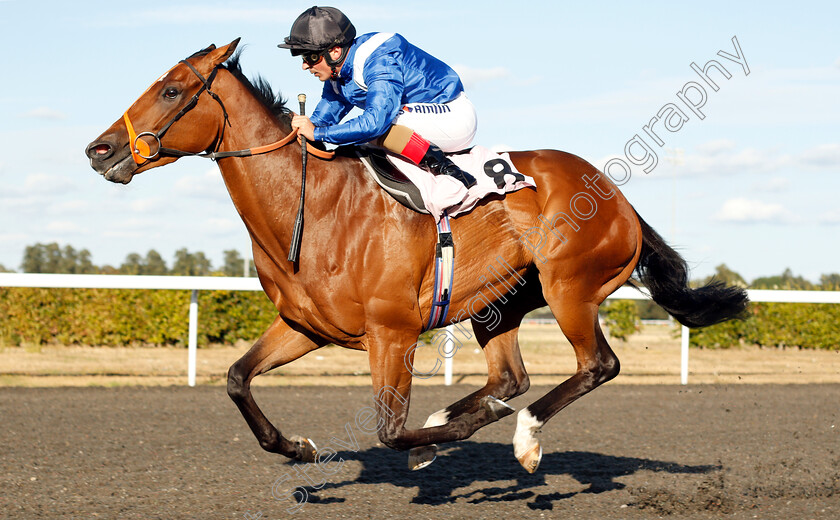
633, 211, 749, 328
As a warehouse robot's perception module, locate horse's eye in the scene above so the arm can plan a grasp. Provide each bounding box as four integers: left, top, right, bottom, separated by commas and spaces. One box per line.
163, 87, 179, 100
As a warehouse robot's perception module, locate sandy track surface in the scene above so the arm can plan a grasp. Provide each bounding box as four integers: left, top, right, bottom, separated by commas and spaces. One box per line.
1, 384, 838, 519
2, 323, 839, 387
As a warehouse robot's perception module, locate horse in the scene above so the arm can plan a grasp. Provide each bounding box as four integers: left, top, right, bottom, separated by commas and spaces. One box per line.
85, 39, 748, 474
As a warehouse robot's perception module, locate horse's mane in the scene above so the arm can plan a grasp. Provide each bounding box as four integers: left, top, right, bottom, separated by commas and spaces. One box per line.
220, 51, 293, 127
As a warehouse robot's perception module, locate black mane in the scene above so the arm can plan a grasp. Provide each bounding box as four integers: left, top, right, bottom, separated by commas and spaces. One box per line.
221, 51, 292, 127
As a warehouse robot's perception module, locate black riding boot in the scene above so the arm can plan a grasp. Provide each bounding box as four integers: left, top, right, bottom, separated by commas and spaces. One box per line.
418, 144, 477, 188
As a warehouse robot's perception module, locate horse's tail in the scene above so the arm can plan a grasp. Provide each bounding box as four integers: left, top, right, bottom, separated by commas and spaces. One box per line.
632, 210, 749, 328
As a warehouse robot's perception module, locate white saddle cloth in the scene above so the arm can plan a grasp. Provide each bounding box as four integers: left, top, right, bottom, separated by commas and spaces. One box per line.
383, 145, 536, 222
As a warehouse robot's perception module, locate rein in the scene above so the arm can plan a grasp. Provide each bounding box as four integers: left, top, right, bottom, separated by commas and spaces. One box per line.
123, 59, 334, 166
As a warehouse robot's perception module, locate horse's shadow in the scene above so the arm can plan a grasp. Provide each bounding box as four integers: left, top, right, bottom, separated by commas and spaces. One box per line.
303, 442, 719, 511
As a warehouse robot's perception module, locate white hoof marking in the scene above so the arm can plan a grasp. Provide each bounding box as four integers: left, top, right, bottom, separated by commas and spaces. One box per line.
513, 409, 543, 460
422, 408, 450, 428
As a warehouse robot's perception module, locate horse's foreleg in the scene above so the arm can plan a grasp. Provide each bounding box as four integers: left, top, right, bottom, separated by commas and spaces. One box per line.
227, 315, 325, 461
408, 320, 529, 469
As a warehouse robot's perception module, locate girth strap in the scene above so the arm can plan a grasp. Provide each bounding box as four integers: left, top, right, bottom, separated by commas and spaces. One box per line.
426, 213, 455, 330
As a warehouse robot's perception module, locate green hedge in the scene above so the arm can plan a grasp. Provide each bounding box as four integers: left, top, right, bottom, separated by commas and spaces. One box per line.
0, 287, 276, 347
689, 302, 840, 350
3, 287, 839, 350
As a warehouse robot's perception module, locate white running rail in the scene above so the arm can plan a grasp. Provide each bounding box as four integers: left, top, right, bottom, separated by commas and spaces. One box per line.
2, 273, 839, 386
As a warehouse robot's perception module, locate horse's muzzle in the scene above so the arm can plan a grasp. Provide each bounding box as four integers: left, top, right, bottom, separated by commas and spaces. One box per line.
85, 137, 135, 184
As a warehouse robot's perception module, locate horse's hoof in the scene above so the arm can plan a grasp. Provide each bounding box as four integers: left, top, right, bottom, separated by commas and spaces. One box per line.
290, 435, 318, 463
516, 443, 543, 474
513, 408, 543, 473
480, 395, 515, 421
408, 444, 437, 471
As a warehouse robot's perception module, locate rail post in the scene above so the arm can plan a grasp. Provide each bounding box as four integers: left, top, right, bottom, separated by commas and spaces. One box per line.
188, 290, 199, 387
680, 325, 690, 385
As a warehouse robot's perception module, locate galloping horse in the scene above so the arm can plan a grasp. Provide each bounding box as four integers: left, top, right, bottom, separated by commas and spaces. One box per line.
86, 39, 748, 473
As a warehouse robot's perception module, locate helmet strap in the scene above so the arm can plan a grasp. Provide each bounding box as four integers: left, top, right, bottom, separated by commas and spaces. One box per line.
325, 46, 350, 80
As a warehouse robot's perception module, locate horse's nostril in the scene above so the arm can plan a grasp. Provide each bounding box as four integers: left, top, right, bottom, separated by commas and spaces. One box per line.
87, 142, 114, 161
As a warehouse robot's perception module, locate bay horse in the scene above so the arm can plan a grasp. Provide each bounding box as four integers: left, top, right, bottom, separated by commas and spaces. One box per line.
85, 39, 748, 474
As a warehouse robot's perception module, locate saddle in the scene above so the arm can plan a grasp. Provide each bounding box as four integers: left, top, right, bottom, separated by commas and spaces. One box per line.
354, 146, 431, 214
353, 144, 535, 221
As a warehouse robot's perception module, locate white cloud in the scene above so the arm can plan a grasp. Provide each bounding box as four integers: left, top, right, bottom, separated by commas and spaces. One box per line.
714, 197, 800, 224
452, 65, 510, 89
683, 143, 840, 176
130, 198, 167, 213
800, 143, 840, 168
173, 168, 228, 200
90, 7, 302, 27
101, 217, 163, 239
753, 176, 791, 193
534, 62, 840, 131
204, 218, 240, 234
20, 107, 67, 120
50, 200, 90, 214
45, 221, 87, 234
527, 87, 669, 123
23, 173, 77, 195
96, 218, 161, 240
640, 141, 840, 179
115, 217, 158, 230
0, 195, 40, 213
101, 230, 157, 239
676, 147, 789, 176
695, 139, 736, 155
819, 209, 840, 225
0, 232, 28, 243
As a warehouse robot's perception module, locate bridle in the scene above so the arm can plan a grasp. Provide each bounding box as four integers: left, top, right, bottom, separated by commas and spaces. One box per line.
122, 59, 333, 165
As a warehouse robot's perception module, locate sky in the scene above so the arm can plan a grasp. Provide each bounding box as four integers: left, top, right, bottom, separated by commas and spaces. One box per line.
0, 0, 838, 283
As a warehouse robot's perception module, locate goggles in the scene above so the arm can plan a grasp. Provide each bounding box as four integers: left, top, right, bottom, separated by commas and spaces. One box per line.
301, 50, 326, 67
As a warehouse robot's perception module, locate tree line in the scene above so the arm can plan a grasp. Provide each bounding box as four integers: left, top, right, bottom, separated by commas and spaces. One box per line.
7, 244, 838, 291
696, 264, 840, 291
2, 242, 255, 277
602, 263, 840, 349
2, 250, 838, 348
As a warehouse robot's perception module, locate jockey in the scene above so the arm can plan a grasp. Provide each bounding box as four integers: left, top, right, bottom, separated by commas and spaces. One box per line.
279, 6, 478, 188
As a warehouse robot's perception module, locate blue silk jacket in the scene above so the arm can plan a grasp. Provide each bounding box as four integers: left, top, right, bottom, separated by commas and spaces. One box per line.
310, 32, 464, 145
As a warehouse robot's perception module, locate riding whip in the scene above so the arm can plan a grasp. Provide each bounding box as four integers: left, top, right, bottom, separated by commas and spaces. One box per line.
288, 93, 307, 262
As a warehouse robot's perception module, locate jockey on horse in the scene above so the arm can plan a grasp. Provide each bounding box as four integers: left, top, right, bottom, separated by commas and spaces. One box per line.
281, 6, 479, 188
86, 22, 749, 474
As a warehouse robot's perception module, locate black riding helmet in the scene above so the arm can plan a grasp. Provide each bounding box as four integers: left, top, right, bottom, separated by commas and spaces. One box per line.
278, 6, 356, 78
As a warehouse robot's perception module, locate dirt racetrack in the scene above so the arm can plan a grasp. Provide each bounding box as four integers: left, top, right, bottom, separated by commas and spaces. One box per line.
1, 384, 838, 519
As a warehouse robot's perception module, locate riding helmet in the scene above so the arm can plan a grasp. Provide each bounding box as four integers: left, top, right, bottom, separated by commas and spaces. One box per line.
278, 6, 357, 55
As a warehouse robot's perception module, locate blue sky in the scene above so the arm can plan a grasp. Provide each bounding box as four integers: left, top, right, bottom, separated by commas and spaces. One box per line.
1, 1, 838, 283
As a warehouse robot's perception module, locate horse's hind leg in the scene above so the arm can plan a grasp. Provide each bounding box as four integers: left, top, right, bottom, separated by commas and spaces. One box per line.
227, 315, 326, 461
366, 325, 521, 456
514, 296, 619, 473
408, 318, 531, 470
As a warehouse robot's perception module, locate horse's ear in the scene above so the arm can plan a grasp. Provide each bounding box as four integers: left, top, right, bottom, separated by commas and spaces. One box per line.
193, 38, 240, 75
209, 38, 240, 66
